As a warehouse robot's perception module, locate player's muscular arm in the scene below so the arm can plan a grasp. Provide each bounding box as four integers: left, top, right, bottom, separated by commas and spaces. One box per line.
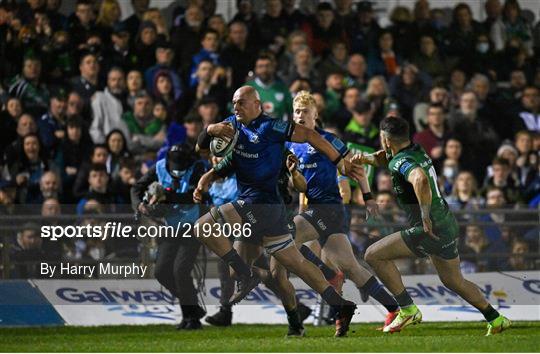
408, 167, 438, 240
291, 124, 364, 181
356, 150, 389, 168
348, 152, 379, 217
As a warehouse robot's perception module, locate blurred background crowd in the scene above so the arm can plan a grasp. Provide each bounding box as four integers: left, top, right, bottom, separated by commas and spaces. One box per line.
0, 0, 538, 278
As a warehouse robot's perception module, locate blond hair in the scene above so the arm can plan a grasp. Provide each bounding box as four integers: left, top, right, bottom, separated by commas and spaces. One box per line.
293, 90, 317, 110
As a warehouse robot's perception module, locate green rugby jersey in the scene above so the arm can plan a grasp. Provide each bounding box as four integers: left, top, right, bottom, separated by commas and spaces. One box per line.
388, 143, 453, 227
247, 78, 292, 121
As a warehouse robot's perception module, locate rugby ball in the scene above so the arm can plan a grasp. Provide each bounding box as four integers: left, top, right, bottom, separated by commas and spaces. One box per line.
210, 127, 239, 157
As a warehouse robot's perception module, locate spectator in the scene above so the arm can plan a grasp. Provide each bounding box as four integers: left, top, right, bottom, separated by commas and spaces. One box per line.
37, 89, 67, 157
221, 21, 257, 89
491, 0, 533, 54
343, 100, 379, 153
104, 22, 139, 73
111, 157, 136, 205
151, 70, 180, 121
258, 0, 289, 52
183, 114, 203, 147
123, 0, 150, 39
95, 0, 121, 45
8, 133, 55, 204
478, 186, 507, 243
411, 34, 447, 81
514, 130, 538, 189
445, 3, 484, 57
450, 91, 500, 181
461, 33, 498, 79
0, 97, 22, 154
317, 40, 348, 83
89, 67, 130, 144
368, 30, 402, 79
284, 46, 322, 91
142, 8, 168, 40
482, 157, 522, 204
505, 239, 534, 270
375, 170, 393, 193
126, 70, 144, 109
144, 39, 182, 101
67, 0, 96, 48
8, 55, 50, 116
11, 223, 46, 278
344, 54, 368, 91
3, 114, 38, 168
333, 0, 355, 30
389, 64, 432, 129
387, 6, 415, 59
365, 75, 394, 125
122, 91, 164, 155
171, 5, 204, 78
277, 30, 307, 82
73, 144, 109, 199
349, 0, 381, 56
230, 0, 261, 47
301, 2, 347, 57
66, 91, 85, 119
207, 14, 228, 45
76, 163, 115, 214
323, 71, 345, 119
334, 86, 360, 132
70, 52, 100, 121
134, 21, 158, 71
514, 86, 540, 134
483, 0, 504, 35
413, 85, 450, 131
195, 96, 221, 128
413, 103, 448, 162
447, 171, 484, 214
447, 68, 468, 110
439, 138, 464, 194
247, 53, 292, 121
105, 129, 131, 180
35, 170, 61, 204
189, 29, 223, 87
460, 225, 507, 272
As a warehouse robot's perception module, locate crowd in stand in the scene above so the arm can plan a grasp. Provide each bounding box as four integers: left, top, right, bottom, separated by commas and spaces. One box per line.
0, 0, 538, 277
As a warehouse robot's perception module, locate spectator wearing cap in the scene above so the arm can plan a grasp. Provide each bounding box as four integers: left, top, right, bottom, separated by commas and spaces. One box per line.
104, 22, 139, 73
171, 5, 205, 79
144, 38, 183, 101
343, 100, 380, 155
247, 53, 292, 121
122, 91, 164, 154
221, 21, 258, 89
124, 0, 150, 39
8, 55, 50, 117
189, 29, 224, 87
90, 67, 130, 145
367, 30, 402, 79
413, 103, 449, 162
134, 21, 158, 71
38, 89, 67, 157
300, 2, 348, 57
67, 0, 97, 49
349, 1, 381, 57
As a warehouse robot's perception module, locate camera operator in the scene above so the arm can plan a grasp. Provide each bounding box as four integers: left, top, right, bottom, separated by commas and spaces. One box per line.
131, 143, 209, 330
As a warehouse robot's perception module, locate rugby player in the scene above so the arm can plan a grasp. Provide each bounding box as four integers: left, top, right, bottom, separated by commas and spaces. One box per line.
194, 86, 363, 337
358, 116, 511, 335
286, 91, 401, 329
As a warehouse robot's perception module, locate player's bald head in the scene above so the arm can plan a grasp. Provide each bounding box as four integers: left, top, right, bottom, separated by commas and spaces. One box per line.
234, 86, 260, 101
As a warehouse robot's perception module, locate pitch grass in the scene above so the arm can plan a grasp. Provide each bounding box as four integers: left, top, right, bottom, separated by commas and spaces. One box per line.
0, 322, 538, 352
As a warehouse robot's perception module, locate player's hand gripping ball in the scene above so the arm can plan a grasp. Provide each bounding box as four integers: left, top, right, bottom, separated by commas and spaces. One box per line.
209, 123, 239, 157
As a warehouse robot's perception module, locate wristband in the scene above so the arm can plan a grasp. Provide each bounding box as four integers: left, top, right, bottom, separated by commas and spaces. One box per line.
197, 127, 212, 149
332, 156, 343, 165
362, 192, 373, 201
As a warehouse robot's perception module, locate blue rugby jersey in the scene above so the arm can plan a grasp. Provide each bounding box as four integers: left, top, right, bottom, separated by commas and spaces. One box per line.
223, 114, 294, 203
286, 128, 349, 204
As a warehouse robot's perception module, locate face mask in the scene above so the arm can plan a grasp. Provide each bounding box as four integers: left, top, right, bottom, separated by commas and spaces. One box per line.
443, 166, 457, 179
476, 42, 489, 53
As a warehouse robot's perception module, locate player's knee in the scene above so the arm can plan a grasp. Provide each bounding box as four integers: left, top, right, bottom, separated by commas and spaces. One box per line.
364, 245, 379, 265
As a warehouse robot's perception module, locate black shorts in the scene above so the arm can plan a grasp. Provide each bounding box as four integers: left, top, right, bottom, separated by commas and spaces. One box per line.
232, 198, 290, 244
300, 204, 348, 247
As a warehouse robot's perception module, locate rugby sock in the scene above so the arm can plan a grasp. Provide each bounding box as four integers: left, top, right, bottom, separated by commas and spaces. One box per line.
222, 249, 251, 277
480, 304, 500, 322
321, 286, 345, 306
359, 276, 399, 313
395, 289, 414, 309
299, 245, 336, 280
285, 307, 303, 329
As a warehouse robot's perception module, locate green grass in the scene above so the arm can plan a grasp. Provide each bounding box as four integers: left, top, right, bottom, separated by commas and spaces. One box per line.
0, 322, 538, 352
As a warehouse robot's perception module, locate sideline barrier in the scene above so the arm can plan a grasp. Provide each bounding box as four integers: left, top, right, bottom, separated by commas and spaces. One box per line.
13, 271, 538, 326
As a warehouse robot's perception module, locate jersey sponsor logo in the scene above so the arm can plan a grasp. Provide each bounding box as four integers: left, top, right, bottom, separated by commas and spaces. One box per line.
275, 92, 284, 102
236, 144, 244, 150
262, 101, 274, 113
245, 211, 257, 224
317, 219, 327, 231
299, 162, 317, 170
272, 120, 288, 133
399, 161, 413, 175
237, 200, 245, 207
307, 145, 316, 154
233, 148, 259, 159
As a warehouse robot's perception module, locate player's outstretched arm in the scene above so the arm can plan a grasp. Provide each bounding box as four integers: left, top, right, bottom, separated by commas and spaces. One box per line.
349, 153, 380, 218
356, 150, 389, 168
290, 124, 364, 181
193, 168, 218, 203
407, 167, 438, 240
